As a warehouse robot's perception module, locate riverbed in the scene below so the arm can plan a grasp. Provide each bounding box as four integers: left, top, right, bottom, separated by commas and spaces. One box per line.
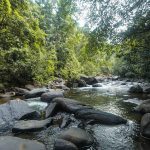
0, 80, 150, 150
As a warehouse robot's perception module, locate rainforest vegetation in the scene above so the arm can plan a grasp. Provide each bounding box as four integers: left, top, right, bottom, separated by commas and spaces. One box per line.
0, 0, 149, 86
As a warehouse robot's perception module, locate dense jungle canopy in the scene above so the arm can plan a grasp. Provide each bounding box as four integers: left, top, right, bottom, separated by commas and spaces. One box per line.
0, 0, 149, 86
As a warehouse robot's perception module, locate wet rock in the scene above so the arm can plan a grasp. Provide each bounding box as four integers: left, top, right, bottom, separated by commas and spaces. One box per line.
54, 139, 78, 150
0, 136, 46, 150
111, 76, 119, 81
92, 83, 102, 87
12, 118, 52, 133
45, 102, 57, 118
134, 99, 150, 113
0, 100, 39, 125
41, 90, 64, 103
72, 79, 87, 88
14, 87, 29, 96
80, 76, 98, 85
66, 79, 87, 88
25, 84, 35, 90
144, 87, 150, 94
25, 97, 41, 101
52, 97, 92, 113
55, 85, 70, 90
59, 127, 93, 147
0, 92, 15, 98
52, 115, 63, 126
60, 115, 72, 128
129, 85, 143, 93
121, 82, 127, 85
141, 113, 150, 138
75, 108, 127, 125
25, 88, 49, 99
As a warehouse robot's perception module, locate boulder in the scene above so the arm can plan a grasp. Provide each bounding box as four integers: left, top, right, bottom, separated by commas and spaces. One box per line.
141, 113, 150, 138
80, 76, 98, 85
25, 97, 41, 101
144, 87, 150, 94
92, 83, 102, 87
0, 136, 46, 150
129, 85, 143, 93
55, 85, 70, 90
14, 87, 29, 96
25, 84, 35, 90
0, 92, 15, 98
52, 97, 92, 113
24, 88, 49, 99
41, 90, 64, 103
60, 115, 72, 128
12, 118, 52, 133
45, 102, 58, 118
134, 99, 150, 113
59, 127, 93, 147
75, 108, 127, 125
0, 100, 39, 125
54, 139, 78, 150
66, 79, 87, 88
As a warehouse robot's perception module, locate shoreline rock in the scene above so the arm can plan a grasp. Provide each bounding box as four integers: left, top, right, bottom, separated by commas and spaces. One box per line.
0, 136, 46, 150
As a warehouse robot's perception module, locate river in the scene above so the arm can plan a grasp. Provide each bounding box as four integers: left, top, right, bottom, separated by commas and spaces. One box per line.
0, 80, 150, 150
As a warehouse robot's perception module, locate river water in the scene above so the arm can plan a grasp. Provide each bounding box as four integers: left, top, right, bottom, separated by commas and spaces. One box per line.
0, 80, 150, 150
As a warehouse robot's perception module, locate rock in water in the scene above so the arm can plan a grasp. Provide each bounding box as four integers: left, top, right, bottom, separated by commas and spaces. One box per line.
134, 99, 150, 114
45, 102, 57, 118
75, 109, 127, 125
41, 90, 64, 103
80, 76, 98, 85
54, 139, 78, 150
0, 136, 46, 150
25, 88, 49, 99
52, 97, 92, 113
12, 118, 52, 133
0, 100, 39, 126
141, 113, 150, 138
129, 85, 143, 93
92, 83, 102, 87
59, 127, 93, 148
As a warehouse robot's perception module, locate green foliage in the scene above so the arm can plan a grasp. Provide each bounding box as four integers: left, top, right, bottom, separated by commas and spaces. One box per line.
0, 0, 149, 87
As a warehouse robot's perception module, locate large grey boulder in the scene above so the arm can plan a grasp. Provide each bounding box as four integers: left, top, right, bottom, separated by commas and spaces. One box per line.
45, 102, 57, 118
59, 127, 93, 148
0, 100, 39, 126
0, 136, 46, 150
54, 139, 78, 150
129, 85, 143, 93
134, 99, 150, 114
141, 113, 150, 138
75, 109, 127, 125
14, 87, 29, 96
52, 97, 92, 113
12, 118, 52, 133
41, 90, 64, 103
80, 76, 98, 85
24, 88, 49, 99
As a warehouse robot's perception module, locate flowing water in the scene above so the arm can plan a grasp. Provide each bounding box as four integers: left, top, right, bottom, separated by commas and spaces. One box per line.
0, 80, 150, 150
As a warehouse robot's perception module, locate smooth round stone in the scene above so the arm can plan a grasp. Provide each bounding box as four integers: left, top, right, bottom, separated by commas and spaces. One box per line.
59, 127, 93, 147
54, 139, 78, 150
0, 136, 46, 150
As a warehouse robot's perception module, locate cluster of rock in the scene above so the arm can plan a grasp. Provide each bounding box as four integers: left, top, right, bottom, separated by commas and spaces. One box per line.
129, 84, 150, 94
0, 84, 127, 150
134, 99, 150, 138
